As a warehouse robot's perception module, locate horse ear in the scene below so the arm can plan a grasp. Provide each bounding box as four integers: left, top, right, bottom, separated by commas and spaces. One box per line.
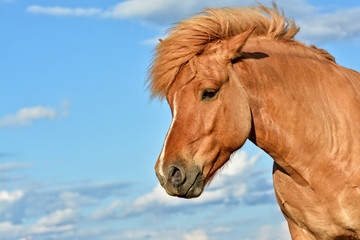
158, 38, 163, 43
223, 26, 256, 61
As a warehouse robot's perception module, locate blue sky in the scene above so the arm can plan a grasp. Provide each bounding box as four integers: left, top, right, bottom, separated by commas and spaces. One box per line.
1, 0, 359, 239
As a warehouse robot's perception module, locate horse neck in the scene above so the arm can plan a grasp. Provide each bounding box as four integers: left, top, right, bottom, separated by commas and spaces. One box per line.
235, 39, 360, 185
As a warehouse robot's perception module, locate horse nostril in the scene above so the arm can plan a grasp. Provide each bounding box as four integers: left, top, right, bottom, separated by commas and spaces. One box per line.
169, 166, 185, 188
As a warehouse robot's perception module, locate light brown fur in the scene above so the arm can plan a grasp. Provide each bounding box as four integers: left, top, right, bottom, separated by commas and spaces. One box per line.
150, 4, 360, 240
148, 4, 334, 99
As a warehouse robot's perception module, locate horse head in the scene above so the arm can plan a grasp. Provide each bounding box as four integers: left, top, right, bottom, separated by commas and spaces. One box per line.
155, 28, 255, 198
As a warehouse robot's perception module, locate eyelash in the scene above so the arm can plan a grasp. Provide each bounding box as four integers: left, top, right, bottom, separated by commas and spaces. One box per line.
201, 89, 218, 100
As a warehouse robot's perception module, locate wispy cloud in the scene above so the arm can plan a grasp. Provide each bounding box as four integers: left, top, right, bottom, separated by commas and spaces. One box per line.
0, 162, 32, 184
0, 162, 32, 172
91, 150, 273, 221
120, 227, 211, 240
255, 221, 291, 240
25, 0, 360, 43
0, 148, 281, 240
0, 106, 56, 128
0, 222, 24, 240
0, 100, 70, 129
0, 219, 75, 240
3, 150, 263, 239
0, 179, 131, 240
27, 6, 102, 17
36, 208, 80, 227
115, 221, 290, 240
183, 229, 209, 240
110, 0, 360, 42
297, 7, 360, 43
0, 190, 24, 203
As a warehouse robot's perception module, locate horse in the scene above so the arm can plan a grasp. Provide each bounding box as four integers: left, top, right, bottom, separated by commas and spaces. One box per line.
148, 4, 360, 240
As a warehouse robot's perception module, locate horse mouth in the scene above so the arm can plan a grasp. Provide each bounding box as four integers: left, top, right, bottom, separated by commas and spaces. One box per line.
182, 171, 203, 198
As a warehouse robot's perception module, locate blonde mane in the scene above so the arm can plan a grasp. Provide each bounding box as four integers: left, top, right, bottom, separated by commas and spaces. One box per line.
148, 4, 335, 99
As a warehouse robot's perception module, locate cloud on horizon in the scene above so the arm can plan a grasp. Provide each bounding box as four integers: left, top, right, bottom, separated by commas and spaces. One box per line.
0, 180, 132, 240
90, 151, 275, 221
0, 150, 280, 240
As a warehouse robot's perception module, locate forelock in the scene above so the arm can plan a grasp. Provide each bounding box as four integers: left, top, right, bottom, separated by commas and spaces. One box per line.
147, 4, 300, 99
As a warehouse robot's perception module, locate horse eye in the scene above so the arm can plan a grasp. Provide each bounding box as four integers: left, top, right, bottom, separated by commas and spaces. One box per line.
202, 89, 218, 100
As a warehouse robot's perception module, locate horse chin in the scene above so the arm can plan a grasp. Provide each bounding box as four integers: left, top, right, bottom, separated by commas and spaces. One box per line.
166, 180, 204, 199
180, 175, 204, 199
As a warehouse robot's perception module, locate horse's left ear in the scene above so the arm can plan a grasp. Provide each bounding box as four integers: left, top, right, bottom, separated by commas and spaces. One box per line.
222, 26, 256, 61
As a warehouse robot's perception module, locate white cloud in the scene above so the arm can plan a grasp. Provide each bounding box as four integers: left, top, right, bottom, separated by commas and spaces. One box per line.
18, 237, 34, 240
109, 0, 360, 41
0, 162, 32, 172
0, 177, 134, 239
106, 0, 178, 18
212, 226, 232, 233
132, 183, 238, 209
27, 5, 102, 17
216, 150, 259, 177
0, 192, 91, 239
26, 0, 309, 22
0, 190, 24, 203
30, 223, 75, 235
297, 7, 360, 43
91, 199, 122, 220
0, 149, 279, 240
122, 229, 157, 239
0, 221, 24, 239
120, 228, 212, 240
183, 229, 208, 240
36, 208, 79, 227
0, 100, 70, 129
104, 0, 202, 24
57, 191, 97, 209
0, 106, 56, 128
91, 150, 267, 221
26, 0, 360, 43
0, 214, 77, 239
256, 221, 291, 240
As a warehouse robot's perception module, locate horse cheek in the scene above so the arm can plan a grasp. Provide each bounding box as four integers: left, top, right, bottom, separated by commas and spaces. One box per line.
223, 92, 252, 151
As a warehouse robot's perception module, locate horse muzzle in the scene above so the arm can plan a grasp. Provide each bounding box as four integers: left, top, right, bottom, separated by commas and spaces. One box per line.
155, 164, 204, 198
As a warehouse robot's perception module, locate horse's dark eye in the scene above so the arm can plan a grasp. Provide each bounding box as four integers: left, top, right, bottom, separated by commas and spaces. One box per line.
202, 89, 218, 100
